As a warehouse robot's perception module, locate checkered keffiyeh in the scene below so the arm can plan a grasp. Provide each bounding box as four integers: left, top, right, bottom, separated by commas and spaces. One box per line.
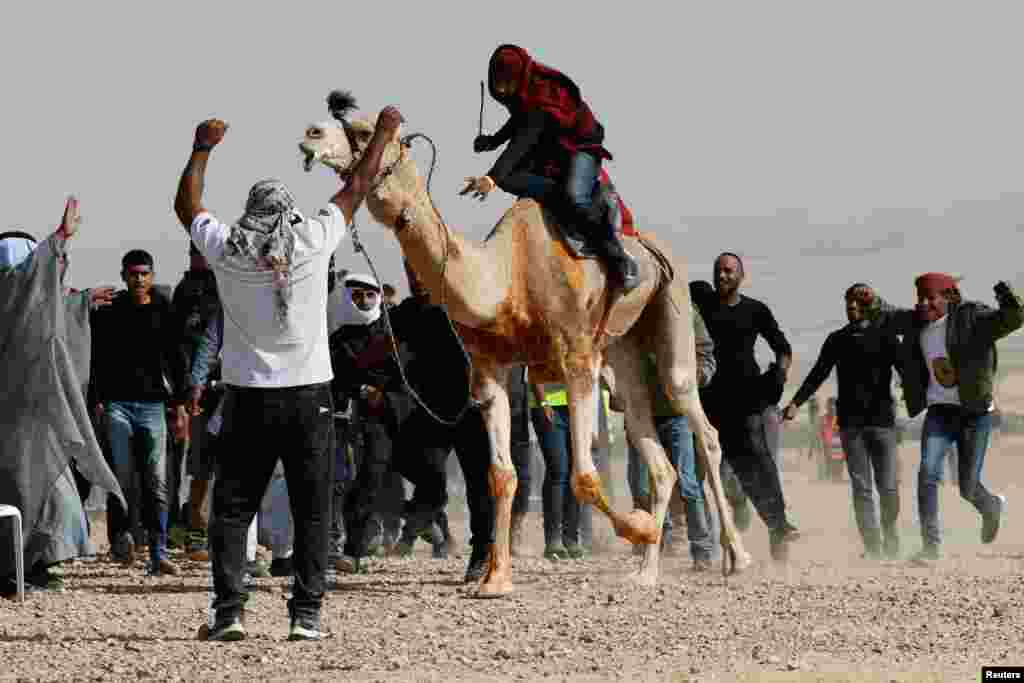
221, 180, 301, 328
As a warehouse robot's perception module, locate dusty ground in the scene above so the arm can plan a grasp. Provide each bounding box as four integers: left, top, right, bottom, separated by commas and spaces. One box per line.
2, 434, 1023, 683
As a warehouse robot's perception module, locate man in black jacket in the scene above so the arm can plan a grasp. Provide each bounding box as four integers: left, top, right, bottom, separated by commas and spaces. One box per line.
783, 283, 903, 559
91, 249, 188, 575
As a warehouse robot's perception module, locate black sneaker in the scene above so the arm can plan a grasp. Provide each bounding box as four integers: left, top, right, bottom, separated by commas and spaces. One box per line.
270, 556, 294, 577
982, 495, 1007, 544
288, 614, 321, 641
464, 546, 489, 583
203, 615, 246, 642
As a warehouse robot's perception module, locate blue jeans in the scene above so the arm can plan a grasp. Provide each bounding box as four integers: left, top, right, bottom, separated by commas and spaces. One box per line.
497, 151, 603, 236
918, 405, 999, 548
628, 416, 713, 560
104, 401, 169, 564
530, 406, 581, 547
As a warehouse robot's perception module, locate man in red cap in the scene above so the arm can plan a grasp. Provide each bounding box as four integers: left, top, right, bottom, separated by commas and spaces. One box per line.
872, 274, 1021, 564
463, 44, 640, 295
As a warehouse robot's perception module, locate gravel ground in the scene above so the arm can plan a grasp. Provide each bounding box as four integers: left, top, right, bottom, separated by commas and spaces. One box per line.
2, 439, 1022, 682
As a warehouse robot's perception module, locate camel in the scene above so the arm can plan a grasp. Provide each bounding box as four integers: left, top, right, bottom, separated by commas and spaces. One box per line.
298, 108, 753, 597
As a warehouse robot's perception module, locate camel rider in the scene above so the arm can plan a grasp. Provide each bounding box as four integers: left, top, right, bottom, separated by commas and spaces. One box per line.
463, 44, 641, 295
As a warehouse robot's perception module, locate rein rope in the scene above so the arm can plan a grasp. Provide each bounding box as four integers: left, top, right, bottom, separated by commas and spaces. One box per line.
346, 131, 474, 427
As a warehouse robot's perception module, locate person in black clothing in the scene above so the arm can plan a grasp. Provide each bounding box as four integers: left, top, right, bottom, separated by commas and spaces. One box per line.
463, 44, 640, 294
171, 241, 222, 560
388, 262, 496, 582
329, 270, 489, 579
328, 273, 422, 573
90, 249, 188, 575
783, 283, 903, 559
699, 253, 800, 560
691, 279, 754, 531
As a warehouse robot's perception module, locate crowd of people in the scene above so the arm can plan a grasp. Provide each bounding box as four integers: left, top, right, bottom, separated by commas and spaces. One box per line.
2, 43, 1021, 645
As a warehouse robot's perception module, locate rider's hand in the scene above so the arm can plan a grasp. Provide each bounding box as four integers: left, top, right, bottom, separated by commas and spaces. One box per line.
782, 403, 799, 422
473, 135, 493, 153
194, 119, 228, 150
459, 176, 495, 201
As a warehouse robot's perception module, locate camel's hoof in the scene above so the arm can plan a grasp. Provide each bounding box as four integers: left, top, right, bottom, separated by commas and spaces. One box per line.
624, 569, 658, 588
474, 578, 514, 599
613, 509, 659, 545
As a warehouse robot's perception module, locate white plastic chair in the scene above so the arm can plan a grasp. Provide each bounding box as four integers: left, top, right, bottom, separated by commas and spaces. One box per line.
0, 505, 24, 602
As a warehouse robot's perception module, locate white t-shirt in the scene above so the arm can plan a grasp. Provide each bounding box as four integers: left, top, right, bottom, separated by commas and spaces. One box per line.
191, 204, 348, 388
920, 315, 960, 407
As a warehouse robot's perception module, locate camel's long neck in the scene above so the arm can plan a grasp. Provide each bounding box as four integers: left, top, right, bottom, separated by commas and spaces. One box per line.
366, 155, 510, 327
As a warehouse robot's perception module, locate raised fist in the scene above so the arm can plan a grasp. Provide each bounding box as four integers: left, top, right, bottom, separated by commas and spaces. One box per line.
376, 106, 405, 135
194, 119, 228, 149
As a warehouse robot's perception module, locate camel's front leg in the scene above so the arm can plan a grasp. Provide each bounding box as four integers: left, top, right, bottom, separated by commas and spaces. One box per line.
471, 359, 516, 598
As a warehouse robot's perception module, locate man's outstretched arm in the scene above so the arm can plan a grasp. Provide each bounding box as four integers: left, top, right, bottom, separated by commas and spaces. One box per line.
175, 120, 227, 232
330, 105, 405, 224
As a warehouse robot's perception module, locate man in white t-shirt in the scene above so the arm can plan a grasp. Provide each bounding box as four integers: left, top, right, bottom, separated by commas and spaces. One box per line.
876, 272, 1022, 564
173, 105, 404, 642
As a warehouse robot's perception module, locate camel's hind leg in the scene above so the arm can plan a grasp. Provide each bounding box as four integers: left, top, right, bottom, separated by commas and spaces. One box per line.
471, 358, 516, 598
643, 278, 753, 574
564, 355, 660, 558
604, 339, 677, 587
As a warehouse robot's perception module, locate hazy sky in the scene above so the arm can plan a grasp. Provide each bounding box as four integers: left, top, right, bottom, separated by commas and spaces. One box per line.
5, 1, 1023, 372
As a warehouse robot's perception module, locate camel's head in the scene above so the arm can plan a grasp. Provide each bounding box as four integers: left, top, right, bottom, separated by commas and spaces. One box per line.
299, 117, 375, 179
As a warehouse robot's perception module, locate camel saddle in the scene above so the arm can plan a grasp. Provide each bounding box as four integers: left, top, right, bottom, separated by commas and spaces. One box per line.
549, 170, 640, 261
